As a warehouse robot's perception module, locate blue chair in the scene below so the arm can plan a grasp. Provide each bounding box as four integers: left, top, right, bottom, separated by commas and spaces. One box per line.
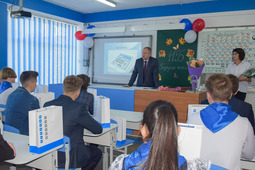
108, 119, 136, 158
58, 136, 76, 170
110, 119, 136, 152
3, 125, 20, 134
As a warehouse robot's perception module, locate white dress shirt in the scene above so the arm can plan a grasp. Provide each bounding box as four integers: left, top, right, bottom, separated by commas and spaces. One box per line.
225, 61, 251, 93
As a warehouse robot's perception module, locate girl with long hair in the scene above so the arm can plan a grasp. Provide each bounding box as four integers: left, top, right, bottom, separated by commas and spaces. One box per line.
110, 100, 187, 170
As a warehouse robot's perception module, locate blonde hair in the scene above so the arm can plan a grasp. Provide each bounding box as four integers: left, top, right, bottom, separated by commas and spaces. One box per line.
205, 74, 232, 102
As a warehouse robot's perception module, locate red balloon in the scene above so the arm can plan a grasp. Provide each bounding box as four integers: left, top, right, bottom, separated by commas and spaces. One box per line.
192, 19, 205, 32
75, 31, 87, 40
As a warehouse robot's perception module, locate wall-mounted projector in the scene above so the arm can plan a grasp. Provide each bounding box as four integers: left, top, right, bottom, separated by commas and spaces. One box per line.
10, 0, 32, 18
10, 10, 32, 18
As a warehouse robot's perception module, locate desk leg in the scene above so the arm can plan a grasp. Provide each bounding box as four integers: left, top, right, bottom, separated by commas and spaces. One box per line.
52, 150, 58, 170
110, 145, 113, 164
110, 130, 116, 166
103, 147, 108, 170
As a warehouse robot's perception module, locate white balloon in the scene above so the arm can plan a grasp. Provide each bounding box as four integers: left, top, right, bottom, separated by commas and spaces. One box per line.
184, 30, 197, 43
83, 37, 94, 48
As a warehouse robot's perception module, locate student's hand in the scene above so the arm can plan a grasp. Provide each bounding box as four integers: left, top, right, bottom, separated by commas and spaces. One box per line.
8, 143, 16, 156
124, 85, 130, 87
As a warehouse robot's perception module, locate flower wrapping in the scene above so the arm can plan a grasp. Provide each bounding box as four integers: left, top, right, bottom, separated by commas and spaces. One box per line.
187, 62, 205, 91
242, 68, 255, 78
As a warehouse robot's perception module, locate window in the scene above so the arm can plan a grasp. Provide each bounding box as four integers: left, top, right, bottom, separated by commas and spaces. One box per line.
8, 14, 78, 85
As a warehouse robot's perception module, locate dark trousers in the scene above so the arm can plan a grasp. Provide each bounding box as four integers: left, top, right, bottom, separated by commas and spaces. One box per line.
82, 145, 102, 170
235, 91, 246, 101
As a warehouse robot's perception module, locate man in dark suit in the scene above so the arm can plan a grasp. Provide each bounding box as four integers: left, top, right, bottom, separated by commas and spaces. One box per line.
5, 71, 40, 135
125, 47, 159, 88
201, 74, 254, 134
44, 75, 103, 169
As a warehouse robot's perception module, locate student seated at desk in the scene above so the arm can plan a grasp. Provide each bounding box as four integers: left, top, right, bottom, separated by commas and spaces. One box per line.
75, 74, 94, 115
0, 134, 15, 162
5, 71, 40, 135
188, 74, 255, 170
0, 67, 17, 94
44, 75, 103, 170
110, 100, 187, 170
0, 68, 17, 106
201, 74, 255, 134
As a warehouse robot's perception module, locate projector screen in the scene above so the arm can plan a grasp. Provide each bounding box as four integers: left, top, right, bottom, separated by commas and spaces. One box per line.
93, 36, 152, 84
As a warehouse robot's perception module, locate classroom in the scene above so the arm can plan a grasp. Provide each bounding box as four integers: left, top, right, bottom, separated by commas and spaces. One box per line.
0, 0, 255, 170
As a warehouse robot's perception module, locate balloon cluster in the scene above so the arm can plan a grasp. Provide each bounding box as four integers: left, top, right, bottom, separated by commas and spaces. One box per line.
180, 18, 205, 43
74, 25, 96, 48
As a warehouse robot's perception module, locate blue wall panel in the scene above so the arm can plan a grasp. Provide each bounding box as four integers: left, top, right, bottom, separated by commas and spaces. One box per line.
93, 87, 134, 111
0, 3, 8, 70
48, 84, 135, 111
49, 84, 63, 99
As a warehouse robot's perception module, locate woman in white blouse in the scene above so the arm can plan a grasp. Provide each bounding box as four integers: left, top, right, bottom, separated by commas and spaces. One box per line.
225, 48, 251, 101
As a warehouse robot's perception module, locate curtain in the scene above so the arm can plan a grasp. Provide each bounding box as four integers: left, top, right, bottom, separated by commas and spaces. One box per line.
8, 14, 78, 85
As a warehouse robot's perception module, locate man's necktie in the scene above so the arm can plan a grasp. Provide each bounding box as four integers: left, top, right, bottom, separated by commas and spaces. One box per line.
143, 60, 147, 85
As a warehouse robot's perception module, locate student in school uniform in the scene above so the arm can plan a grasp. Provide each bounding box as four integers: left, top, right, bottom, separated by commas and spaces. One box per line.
201, 74, 255, 133
0, 67, 17, 94
75, 74, 94, 115
0, 134, 15, 162
188, 74, 255, 170
44, 75, 103, 170
0, 67, 18, 106
110, 100, 187, 170
5, 71, 40, 135
225, 48, 251, 101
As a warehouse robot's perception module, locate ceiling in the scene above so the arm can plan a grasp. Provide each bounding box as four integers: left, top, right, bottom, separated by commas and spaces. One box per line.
43, 0, 213, 14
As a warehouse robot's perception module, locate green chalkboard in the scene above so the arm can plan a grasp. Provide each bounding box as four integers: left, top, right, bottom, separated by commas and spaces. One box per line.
157, 30, 198, 87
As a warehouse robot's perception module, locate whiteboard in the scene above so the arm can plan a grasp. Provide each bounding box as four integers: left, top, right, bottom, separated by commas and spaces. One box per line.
199, 28, 255, 73
93, 36, 152, 84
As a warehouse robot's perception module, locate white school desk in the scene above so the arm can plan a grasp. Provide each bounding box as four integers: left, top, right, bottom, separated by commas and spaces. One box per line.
83, 124, 118, 170
110, 109, 143, 130
241, 157, 255, 170
3, 131, 63, 170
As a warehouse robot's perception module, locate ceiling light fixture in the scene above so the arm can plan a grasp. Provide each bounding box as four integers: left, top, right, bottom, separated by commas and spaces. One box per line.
97, 0, 116, 7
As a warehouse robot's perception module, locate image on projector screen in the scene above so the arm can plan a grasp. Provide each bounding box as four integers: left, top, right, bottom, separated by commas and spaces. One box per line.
107, 50, 137, 74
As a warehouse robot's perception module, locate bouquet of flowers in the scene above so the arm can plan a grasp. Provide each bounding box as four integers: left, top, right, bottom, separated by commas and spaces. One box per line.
187, 59, 205, 91
189, 59, 204, 68
158, 86, 188, 92
242, 68, 255, 78
158, 86, 182, 92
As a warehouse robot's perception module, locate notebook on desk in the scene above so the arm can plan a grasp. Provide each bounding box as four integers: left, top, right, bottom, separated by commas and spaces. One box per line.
178, 123, 203, 161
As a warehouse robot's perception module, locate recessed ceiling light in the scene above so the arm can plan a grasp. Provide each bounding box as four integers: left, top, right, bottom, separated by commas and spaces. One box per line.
97, 0, 116, 7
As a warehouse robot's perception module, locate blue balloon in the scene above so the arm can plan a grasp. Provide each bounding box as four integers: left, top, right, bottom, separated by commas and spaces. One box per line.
180, 19, 192, 31
87, 25, 96, 37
